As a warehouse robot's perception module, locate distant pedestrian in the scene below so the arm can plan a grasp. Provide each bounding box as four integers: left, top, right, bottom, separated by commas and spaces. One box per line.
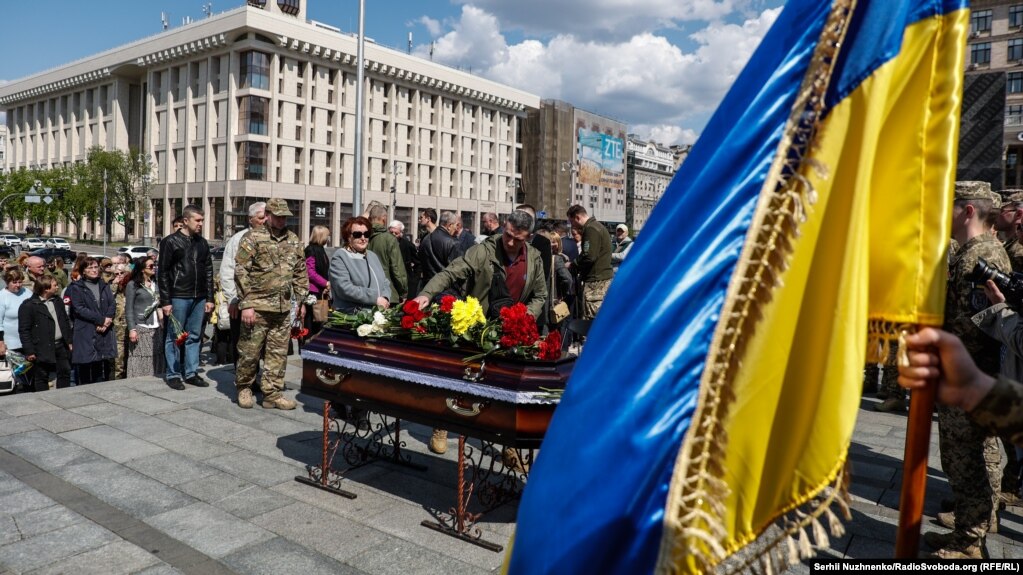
18, 276, 71, 392
67, 257, 116, 384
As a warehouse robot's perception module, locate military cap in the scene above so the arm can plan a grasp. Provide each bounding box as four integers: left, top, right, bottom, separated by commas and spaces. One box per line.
1003, 189, 1023, 206
990, 191, 1002, 210
954, 180, 993, 202
265, 198, 293, 217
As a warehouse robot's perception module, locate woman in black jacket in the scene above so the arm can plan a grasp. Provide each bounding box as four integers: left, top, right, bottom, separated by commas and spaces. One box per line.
67, 257, 116, 384
18, 276, 72, 392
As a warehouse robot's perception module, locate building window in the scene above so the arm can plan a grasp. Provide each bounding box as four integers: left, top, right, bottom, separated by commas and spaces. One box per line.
1013, 5, 1023, 28
1011, 40, 1023, 62
971, 42, 991, 65
238, 96, 269, 135
1009, 105, 1023, 127
239, 142, 267, 180
1009, 72, 1023, 94
278, 0, 300, 15
971, 9, 992, 34
240, 51, 270, 90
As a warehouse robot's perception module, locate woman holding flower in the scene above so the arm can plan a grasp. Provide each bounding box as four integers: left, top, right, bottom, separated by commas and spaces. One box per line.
125, 256, 165, 378
67, 257, 116, 384
328, 217, 391, 314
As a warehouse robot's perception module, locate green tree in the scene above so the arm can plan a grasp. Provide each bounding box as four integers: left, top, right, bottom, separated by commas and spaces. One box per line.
0, 168, 38, 232
85, 146, 154, 241
53, 164, 100, 240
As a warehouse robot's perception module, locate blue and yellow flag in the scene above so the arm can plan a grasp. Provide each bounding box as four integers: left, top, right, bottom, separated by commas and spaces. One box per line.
509, 0, 966, 572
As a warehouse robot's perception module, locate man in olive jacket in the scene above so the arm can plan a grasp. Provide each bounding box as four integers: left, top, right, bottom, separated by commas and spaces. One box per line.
366, 205, 408, 301
413, 210, 548, 321
568, 204, 612, 320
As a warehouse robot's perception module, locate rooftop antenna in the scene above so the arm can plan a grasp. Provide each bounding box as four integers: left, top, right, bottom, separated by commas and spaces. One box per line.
407, 32, 412, 55
203, 2, 213, 17
430, 41, 435, 60
161, 11, 169, 30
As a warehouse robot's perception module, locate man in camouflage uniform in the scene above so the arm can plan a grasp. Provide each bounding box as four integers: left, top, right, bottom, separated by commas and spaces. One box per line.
234, 198, 308, 410
927, 181, 1009, 558
567, 204, 612, 320
992, 190, 1023, 505
112, 263, 130, 379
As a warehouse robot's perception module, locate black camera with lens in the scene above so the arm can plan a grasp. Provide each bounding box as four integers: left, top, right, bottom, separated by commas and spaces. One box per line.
967, 258, 1023, 305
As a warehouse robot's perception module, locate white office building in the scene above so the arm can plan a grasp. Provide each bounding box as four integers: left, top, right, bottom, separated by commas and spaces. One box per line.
0, 0, 538, 242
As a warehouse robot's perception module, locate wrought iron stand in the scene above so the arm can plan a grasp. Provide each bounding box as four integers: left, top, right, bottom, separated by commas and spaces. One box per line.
294, 400, 426, 497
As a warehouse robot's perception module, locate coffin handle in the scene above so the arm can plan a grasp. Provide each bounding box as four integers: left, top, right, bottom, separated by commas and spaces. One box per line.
463, 360, 485, 382
446, 397, 487, 418
315, 367, 349, 386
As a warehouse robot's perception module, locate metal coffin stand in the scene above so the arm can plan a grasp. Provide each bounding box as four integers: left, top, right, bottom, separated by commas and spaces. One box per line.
296, 327, 573, 551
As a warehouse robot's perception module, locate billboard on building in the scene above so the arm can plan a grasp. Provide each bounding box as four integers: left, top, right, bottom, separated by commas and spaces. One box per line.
577, 128, 625, 188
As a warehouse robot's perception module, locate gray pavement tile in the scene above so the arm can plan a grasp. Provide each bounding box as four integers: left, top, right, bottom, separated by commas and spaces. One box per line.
144, 502, 274, 558
124, 378, 172, 392
221, 536, 363, 575
105, 413, 192, 442
844, 534, 896, 560
134, 565, 183, 575
84, 386, 147, 403
0, 516, 18, 546
211, 485, 295, 520
148, 430, 239, 460
0, 418, 41, 438
60, 425, 166, 463
21, 410, 100, 434
270, 471, 399, 521
38, 392, 105, 410
348, 536, 489, 575
123, 452, 221, 486
0, 430, 107, 473
363, 502, 507, 570
68, 402, 138, 422
0, 484, 54, 511
191, 401, 315, 438
27, 540, 162, 575
204, 450, 303, 488
226, 430, 322, 468
0, 522, 118, 572
54, 459, 197, 519
249, 502, 389, 562
109, 395, 185, 416
176, 472, 258, 504
0, 397, 60, 417
12, 505, 86, 538
158, 409, 259, 442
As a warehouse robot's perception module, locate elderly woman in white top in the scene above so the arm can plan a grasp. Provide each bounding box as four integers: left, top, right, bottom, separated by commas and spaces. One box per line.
329, 216, 391, 314
0, 269, 31, 356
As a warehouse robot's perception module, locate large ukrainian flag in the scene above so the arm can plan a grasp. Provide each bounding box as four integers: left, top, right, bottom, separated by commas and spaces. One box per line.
508, 0, 967, 572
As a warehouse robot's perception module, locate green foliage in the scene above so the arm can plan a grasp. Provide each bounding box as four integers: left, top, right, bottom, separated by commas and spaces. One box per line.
0, 148, 152, 239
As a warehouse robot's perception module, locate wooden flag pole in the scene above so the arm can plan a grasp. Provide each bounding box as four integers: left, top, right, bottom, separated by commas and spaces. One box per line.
894, 382, 937, 558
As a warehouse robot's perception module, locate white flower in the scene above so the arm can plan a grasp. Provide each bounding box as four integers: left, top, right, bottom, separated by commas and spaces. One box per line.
372, 311, 388, 328
305, 295, 317, 305
356, 324, 375, 337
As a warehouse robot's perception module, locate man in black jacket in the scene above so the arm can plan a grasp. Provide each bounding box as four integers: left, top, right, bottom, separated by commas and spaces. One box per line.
158, 205, 214, 390
418, 209, 462, 287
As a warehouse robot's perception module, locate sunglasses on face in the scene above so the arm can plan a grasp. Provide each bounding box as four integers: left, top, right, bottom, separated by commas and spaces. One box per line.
145, 265, 155, 269
350, 231, 369, 239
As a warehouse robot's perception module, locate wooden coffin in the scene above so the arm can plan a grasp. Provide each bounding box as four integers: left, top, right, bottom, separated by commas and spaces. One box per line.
300, 327, 574, 447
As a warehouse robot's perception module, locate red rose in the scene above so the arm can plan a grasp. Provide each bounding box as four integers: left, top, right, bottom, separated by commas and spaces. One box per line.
402, 300, 420, 315
541, 331, 562, 360
439, 295, 456, 313
415, 325, 427, 333
401, 315, 416, 329
175, 332, 189, 347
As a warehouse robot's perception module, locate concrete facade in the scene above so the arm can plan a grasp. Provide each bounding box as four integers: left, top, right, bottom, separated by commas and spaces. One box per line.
625, 135, 674, 235
0, 1, 538, 242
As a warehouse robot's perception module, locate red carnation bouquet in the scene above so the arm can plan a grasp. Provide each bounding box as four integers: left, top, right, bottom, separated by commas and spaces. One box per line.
167, 314, 189, 347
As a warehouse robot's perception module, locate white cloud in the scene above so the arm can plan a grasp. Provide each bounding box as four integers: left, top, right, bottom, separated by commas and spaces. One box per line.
632, 124, 699, 146
453, 0, 738, 40
412, 16, 442, 38
418, 5, 781, 142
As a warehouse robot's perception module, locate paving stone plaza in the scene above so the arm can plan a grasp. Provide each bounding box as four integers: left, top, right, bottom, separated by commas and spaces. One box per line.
0, 357, 1019, 574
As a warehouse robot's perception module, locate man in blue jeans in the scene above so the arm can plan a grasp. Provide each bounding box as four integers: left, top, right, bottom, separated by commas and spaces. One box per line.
157, 205, 214, 390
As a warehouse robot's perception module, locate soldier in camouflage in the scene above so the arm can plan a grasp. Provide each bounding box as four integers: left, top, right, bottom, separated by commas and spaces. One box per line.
926, 181, 1009, 559
112, 263, 130, 379
234, 198, 309, 410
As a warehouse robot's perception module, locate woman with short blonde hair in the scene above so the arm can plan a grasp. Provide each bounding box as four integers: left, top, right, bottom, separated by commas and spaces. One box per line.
304, 225, 332, 338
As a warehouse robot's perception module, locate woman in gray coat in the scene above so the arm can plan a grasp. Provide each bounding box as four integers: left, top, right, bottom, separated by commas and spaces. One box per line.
329, 216, 391, 314
125, 257, 164, 377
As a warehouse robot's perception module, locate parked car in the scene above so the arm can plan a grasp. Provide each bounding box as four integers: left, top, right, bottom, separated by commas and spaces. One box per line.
117, 246, 157, 259
28, 248, 77, 265
23, 238, 46, 250
45, 238, 71, 249
1, 235, 21, 248
0, 246, 14, 259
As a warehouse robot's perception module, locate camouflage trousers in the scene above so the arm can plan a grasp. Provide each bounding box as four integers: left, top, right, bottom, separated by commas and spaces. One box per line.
114, 297, 127, 379
236, 311, 290, 400
863, 346, 900, 398
581, 279, 611, 320
937, 404, 1000, 542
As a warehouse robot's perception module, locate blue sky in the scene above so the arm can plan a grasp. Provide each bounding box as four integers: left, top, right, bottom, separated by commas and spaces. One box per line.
0, 0, 785, 144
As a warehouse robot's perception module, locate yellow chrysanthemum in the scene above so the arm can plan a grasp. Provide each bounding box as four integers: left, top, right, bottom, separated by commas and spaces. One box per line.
450, 297, 486, 335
